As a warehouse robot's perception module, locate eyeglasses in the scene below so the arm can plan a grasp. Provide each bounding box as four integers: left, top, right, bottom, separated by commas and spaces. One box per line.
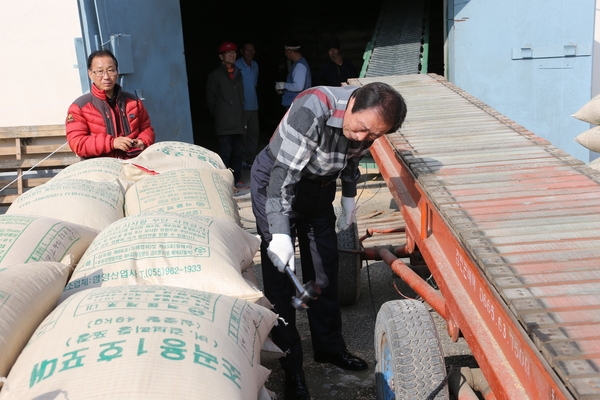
91, 69, 118, 77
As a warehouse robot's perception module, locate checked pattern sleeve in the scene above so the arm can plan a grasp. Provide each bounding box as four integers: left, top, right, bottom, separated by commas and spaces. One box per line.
266, 86, 370, 235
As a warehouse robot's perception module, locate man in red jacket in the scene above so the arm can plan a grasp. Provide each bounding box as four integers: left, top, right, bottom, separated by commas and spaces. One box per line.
66, 49, 155, 159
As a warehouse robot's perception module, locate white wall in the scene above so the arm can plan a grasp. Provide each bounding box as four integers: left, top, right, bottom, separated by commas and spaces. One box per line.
0, 1, 83, 127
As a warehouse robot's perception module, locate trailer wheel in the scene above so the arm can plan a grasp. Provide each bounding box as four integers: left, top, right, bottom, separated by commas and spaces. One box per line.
337, 217, 361, 306
375, 300, 449, 400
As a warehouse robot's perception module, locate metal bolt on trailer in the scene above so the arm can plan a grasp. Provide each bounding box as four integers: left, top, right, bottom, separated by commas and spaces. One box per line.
344, 74, 600, 400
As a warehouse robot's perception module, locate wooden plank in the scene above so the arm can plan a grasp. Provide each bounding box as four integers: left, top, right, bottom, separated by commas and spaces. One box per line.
414, 160, 585, 180
472, 241, 600, 262
502, 284, 600, 302
477, 248, 600, 269
0, 124, 66, 138
487, 260, 600, 277
450, 204, 600, 224
509, 296, 600, 317
532, 325, 600, 342
22, 145, 73, 155
0, 124, 78, 209
0, 176, 53, 190
554, 358, 600, 400
521, 310, 600, 328
418, 168, 588, 188
496, 271, 600, 289
442, 191, 600, 216
0, 193, 20, 204
0, 156, 80, 170
424, 171, 594, 191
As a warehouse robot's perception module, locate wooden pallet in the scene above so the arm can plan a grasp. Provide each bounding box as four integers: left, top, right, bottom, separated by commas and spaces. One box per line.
0, 124, 80, 212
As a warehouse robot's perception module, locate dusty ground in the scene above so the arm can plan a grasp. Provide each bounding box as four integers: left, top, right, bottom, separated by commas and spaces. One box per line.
235, 166, 477, 400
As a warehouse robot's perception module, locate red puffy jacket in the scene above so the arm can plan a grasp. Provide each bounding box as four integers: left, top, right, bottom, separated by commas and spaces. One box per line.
66, 83, 155, 159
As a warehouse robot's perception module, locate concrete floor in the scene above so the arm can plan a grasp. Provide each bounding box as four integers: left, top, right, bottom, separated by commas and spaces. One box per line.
234, 164, 477, 400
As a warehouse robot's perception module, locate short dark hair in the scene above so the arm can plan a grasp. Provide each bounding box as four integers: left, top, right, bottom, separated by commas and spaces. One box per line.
325, 39, 341, 51
350, 82, 407, 133
87, 49, 119, 70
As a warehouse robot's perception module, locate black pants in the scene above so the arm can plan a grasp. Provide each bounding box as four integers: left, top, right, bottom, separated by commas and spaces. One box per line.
217, 134, 244, 182
250, 148, 345, 373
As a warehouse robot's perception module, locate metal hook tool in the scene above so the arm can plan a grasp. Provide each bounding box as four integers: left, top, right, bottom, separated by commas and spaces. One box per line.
284, 265, 321, 309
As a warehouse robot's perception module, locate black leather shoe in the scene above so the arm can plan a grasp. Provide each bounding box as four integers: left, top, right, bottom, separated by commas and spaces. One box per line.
314, 349, 369, 371
284, 369, 311, 400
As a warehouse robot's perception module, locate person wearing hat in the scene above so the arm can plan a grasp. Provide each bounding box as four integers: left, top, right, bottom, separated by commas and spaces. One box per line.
251, 82, 407, 400
206, 41, 247, 189
315, 39, 358, 87
275, 41, 312, 109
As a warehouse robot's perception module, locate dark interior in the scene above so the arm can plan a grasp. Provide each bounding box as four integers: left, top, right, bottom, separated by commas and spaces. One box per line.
179, 0, 443, 152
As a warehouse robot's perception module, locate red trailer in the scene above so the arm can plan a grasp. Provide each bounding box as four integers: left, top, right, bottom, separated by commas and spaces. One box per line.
345, 74, 600, 399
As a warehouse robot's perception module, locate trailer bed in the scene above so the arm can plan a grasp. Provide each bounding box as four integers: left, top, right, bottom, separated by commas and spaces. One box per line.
351, 74, 600, 399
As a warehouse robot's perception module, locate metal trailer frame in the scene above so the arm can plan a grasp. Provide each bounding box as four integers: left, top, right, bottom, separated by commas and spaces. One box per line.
346, 74, 600, 400
368, 136, 568, 399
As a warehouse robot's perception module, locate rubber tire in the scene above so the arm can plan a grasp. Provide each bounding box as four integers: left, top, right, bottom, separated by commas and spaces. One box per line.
375, 300, 449, 400
337, 217, 361, 306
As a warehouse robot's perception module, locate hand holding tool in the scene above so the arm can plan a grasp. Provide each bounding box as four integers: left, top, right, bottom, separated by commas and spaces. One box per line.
284, 264, 321, 310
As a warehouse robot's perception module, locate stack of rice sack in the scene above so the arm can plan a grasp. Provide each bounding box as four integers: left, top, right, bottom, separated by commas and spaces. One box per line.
572, 95, 600, 171
0, 215, 99, 389
5, 157, 135, 231
0, 285, 277, 399
61, 211, 262, 302
0, 142, 279, 400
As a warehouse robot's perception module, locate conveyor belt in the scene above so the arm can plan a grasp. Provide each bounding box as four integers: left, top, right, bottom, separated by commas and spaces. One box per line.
363, 74, 600, 399
364, 0, 424, 77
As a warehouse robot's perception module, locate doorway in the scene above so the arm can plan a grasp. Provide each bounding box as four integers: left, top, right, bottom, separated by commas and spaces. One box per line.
179, 0, 444, 152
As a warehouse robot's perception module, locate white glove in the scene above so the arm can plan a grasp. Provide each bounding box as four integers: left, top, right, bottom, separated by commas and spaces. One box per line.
337, 196, 356, 231
275, 82, 286, 91
267, 233, 295, 273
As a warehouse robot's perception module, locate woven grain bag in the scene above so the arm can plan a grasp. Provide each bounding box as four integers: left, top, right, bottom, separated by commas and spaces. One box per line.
0, 214, 99, 267
125, 141, 226, 174
574, 126, 600, 153
62, 212, 262, 303
124, 168, 240, 225
6, 178, 127, 231
0, 262, 70, 386
572, 93, 600, 124
0, 285, 277, 400
588, 157, 600, 172
52, 156, 150, 184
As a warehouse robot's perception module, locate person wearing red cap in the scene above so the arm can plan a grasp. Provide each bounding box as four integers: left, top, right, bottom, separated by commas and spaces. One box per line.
206, 41, 247, 189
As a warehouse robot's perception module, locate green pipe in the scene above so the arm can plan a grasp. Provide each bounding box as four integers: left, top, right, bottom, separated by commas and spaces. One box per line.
420, 0, 431, 74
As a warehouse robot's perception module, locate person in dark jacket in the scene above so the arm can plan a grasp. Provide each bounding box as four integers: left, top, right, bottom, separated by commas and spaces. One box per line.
315, 39, 358, 87
206, 41, 247, 188
66, 49, 155, 159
